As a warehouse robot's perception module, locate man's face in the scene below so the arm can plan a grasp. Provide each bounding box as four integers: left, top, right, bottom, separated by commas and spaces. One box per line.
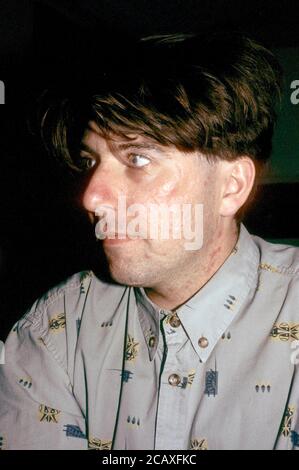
81, 121, 223, 289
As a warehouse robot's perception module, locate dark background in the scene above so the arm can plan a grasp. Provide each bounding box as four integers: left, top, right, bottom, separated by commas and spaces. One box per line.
0, 0, 299, 339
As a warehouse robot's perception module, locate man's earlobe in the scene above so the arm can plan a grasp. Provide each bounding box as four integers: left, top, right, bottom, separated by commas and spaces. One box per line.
219, 157, 256, 217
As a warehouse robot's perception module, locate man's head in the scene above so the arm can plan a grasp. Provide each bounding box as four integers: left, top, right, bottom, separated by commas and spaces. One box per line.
40, 33, 282, 292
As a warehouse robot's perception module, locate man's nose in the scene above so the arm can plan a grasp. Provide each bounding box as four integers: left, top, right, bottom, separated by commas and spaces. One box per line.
81, 165, 120, 214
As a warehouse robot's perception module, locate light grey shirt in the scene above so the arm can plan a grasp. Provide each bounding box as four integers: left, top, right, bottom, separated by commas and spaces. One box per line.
0, 224, 299, 450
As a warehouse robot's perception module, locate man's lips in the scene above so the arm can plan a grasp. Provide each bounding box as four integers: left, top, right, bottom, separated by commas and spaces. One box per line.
104, 233, 128, 239
102, 235, 140, 246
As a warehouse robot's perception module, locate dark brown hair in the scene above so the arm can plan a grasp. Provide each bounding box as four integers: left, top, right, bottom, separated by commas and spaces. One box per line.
39, 32, 283, 178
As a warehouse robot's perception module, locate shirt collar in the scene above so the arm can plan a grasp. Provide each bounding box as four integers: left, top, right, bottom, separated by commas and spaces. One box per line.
135, 223, 260, 363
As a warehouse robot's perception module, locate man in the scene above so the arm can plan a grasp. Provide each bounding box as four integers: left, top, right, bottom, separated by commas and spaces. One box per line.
0, 33, 298, 450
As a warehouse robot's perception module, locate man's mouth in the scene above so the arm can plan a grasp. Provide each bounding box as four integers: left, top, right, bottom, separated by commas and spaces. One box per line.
101, 231, 146, 247
95, 219, 147, 242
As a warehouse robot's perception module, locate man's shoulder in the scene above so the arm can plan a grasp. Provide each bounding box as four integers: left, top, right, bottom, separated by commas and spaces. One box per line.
21, 271, 90, 324
252, 234, 299, 278
251, 235, 299, 319
17, 270, 122, 332
6, 271, 127, 373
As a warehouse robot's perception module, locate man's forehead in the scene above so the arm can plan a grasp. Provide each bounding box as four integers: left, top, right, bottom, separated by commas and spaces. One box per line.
82, 120, 158, 148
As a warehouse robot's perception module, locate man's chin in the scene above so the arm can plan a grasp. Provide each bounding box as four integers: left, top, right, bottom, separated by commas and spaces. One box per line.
106, 260, 157, 288
109, 270, 147, 287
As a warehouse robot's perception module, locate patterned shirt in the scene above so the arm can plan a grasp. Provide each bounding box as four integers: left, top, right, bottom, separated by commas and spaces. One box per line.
0, 224, 299, 450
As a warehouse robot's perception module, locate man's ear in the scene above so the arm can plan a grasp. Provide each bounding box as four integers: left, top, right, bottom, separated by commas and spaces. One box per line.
219, 157, 256, 217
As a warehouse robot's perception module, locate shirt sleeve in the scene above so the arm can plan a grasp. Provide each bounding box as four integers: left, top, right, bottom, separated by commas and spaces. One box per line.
0, 298, 87, 450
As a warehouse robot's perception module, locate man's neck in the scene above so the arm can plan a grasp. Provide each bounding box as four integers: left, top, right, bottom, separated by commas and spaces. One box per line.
144, 221, 240, 311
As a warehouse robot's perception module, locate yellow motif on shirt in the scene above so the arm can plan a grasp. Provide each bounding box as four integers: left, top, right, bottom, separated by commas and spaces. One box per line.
88, 438, 112, 450
125, 334, 139, 362
270, 323, 299, 342
49, 313, 66, 332
187, 370, 196, 387
259, 263, 280, 273
281, 406, 296, 437
39, 404, 61, 423
190, 438, 208, 450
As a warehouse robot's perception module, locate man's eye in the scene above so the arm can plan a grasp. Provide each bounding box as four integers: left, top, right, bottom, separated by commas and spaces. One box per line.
128, 154, 151, 168
78, 156, 96, 171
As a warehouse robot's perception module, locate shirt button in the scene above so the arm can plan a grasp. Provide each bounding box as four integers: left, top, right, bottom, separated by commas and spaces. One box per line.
168, 374, 181, 386
198, 336, 209, 348
148, 335, 156, 348
169, 313, 181, 328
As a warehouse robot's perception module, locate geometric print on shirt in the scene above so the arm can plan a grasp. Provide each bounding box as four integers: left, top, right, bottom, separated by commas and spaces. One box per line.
39, 404, 61, 424
88, 438, 112, 450
125, 334, 139, 362
49, 313, 66, 333
270, 323, 299, 342
280, 405, 296, 438
189, 438, 208, 450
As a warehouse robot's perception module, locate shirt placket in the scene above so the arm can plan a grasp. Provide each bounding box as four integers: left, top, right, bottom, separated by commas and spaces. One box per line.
154, 312, 191, 450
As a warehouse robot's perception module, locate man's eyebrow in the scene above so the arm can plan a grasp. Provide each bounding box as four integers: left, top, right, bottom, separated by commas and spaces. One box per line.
116, 142, 162, 151
79, 141, 164, 158
79, 142, 97, 154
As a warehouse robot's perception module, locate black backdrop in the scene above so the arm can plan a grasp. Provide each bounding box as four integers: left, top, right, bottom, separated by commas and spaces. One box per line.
1, 0, 299, 339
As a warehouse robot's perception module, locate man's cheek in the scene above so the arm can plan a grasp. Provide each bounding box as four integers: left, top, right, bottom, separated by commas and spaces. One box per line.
150, 174, 190, 204
132, 179, 181, 206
